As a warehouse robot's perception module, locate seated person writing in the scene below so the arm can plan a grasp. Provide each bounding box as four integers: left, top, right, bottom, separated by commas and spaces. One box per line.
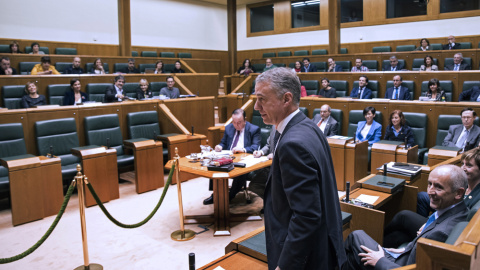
318, 77, 337, 98
355, 106, 382, 146
350, 75, 372, 99
384, 110, 415, 148
31, 56, 60, 75
104, 75, 125, 103
423, 78, 446, 101
313, 104, 338, 137
22, 81, 47, 108
442, 108, 480, 151
64, 79, 88, 105
159, 76, 180, 99
136, 78, 153, 100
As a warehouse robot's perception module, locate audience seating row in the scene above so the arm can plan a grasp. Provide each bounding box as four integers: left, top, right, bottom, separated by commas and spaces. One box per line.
262, 48, 347, 58
131, 51, 192, 58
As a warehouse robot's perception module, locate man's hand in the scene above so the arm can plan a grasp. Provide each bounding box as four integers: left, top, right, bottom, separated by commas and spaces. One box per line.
214, 145, 222, 152
231, 147, 244, 154
267, 153, 273, 160
359, 244, 384, 267
275, 267, 281, 270
4, 68, 13, 75
117, 93, 124, 99
417, 223, 426, 236
253, 150, 262, 158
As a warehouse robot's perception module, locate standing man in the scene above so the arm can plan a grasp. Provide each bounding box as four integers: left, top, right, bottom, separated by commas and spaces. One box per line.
350, 75, 372, 99
444, 53, 471, 71
0, 57, 17, 75
263, 58, 277, 72
385, 75, 411, 100
254, 68, 346, 269
443, 35, 461, 50
351, 58, 369, 72
160, 76, 180, 99
442, 107, 480, 151
312, 104, 339, 137
64, 57, 85, 74
104, 75, 125, 103
327, 57, 343, 72
301, 58, 317, 73
383, 56, 404, 71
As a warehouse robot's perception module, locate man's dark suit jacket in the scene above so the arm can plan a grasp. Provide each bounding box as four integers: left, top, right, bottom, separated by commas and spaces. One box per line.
312, 114, 338, 137
64, 66, 85, 74
327, 65, 343, 72
382, 63, 405, 71
300, 64, 317, 72
264, 112, 346, 270
344, 201, 468, 270
0, 67, 17, 75
121, 67, 140, 74
218, 121, 261, 153
442, 124, 480, 150
104, 85, 123, 103
384, 86, 411, 100
63, 90, 89, 105
459, 86, 480, 101
444, 63, 471, 71
350, 87, 372, 99
443, 43, 461, 50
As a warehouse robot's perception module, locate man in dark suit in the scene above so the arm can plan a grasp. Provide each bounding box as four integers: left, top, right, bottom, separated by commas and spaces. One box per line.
443, 107, 480, 150
344, 164, 468, 270
444, 53, 471, 71
104, 75, 125, 103
312, 104, 339, 137
0, 57, 17, 75
64, 57, 85, 74
121, 58, 140, 74
300, 57, 317, 73
327, 57, 343, 72
350, 75, 372, 99
254, 67, 346, 270
203, 108, 261, 205
382, 56, 404, 71
384, 75, 411, 100
459, 86, 480, 101
443, 35, 461, 50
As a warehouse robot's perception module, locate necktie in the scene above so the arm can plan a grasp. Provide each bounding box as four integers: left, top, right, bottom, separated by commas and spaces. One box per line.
359, 88, 363, 99
456, 130, 469, 149
273, 131, 281, 153
317, 119, 323, 127
231, 130, 240, 149
422, 214, 437, 233
393, 88, 398, 100
455, 64, 459, 71
391, 66, 395, 71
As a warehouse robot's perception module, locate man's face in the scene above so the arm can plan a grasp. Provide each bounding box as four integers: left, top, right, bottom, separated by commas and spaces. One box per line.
320, 106, 331, 120
427, 170, 463, 210
328, 58, 335, 66
115, 79, 125, 89
453, 54, 462, 65
448, 35, 455, 44
390, 58, 398, 68
462, 158, 480, 183
167, 78, 175, 88
359, 77, 367, 88
32, 45, 39, 52
393, 76, 402, 88
128, 61, 135, 70
41, 62, 50, 70
265, 59, 272, 67
303, 59, 309, 67
461, 110, 474, 129
254, 81, 287, 126
1, 59, 10, 71
355, 59, 362, 68
73, 57, 81, 68
232, 114, 246, 131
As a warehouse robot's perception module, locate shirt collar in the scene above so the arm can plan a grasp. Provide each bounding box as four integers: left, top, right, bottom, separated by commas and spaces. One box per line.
276, 109, 300, 135
115, 85, 122, 92
436, 200, 462, 218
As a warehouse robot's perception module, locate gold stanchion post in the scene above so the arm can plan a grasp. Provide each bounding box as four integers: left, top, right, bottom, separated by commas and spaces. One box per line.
74, 165, 103, 270
171, 147, 196, 241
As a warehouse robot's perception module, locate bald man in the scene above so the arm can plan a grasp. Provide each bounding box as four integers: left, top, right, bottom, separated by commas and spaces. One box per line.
312, 104, 339, 137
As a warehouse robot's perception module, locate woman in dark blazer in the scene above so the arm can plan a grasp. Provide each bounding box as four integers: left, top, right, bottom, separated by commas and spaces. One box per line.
318, 77, 337, 98
22, 81, 47, 108
63, 78, 88, 105
424, 78, 446, 101
384, 109, 415, 147
136, 78, 153, 100
355, 106, 382, 146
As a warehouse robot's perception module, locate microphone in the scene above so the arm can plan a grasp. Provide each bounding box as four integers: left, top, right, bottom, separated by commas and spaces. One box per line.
383, 163, 387, 176
49, 145, 54, 158
191, 126, 194, 136
106, 138, 110, 149
405, 137, 408, 150
188, 253, 195, 270
345, 182, 350, 203
153, 131, 157, 141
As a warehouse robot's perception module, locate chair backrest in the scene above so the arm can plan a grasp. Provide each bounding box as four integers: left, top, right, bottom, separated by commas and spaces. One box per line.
160, 52, 175, 58
2, 85, 25, 109
294, 50, 309, 56
312, 49, 327, 55
19, 62, 40, 75
396, 45, 416, 52
0, 123, 28, 158
150, 82, 167, 96
86, 83, 111, 102
262, 52, 276, 58
299, 107, 308, 117
35, 118, 79, 157
302, 80, 319, 96
55, 48, 77, 55
352, 80, 379, 98
126, 111, 161, 140
84, 114, 124, 156
382, 59, 406, 70
436, 115, 463, 145
139, 63, 156, 73
444, 57, 472, 69
163, 63, 175, 73
347, 110, 382, 137
251, 109, 272, 130
463, 81, 480, 92
372, 46, 391, 52
458, 42, 472, 49
312, 62, 327, 72
123, 83, 139, 98
114, 63, 129, 73
141, 51, 157, 57
421, 80, 453, 101
178, 52, 192, 58
412, 58, 438, 70
55, 62, 72, 74
273, 63, 286, 68
386, 80, 414, 99
131, 51, 139, 57
431, 43, 443, 50
403, 112, 428, 148
252, 63, 266, 72
313, 108, 343, 134
362, 60, 378, 71
0, 44, 10, 53
467, 199, 480, 221
85, 62, 109, 74
25, 46, 49, 54
330, 80, 349, 97
47, 84, 70, 105
278, 51, 291, 57
336, 61, 351, 71
340, 48, 348, 54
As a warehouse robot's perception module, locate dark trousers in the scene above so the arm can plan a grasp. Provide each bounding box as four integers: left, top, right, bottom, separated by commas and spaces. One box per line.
344, 230, 395, 270
208, 175, 247, 200
416, 191, 433, 217
383, 210, 427, 247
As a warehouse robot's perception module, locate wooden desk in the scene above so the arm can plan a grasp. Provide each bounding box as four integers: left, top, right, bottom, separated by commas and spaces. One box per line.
328, 138, 368, 190
427, 146, 461, 167
165, 154, 271, 236
198, 251, 267, 270
1, 156, 63, 226
124, 139, 164, 193
371, 140, 418, 172
71, 146, 119, 207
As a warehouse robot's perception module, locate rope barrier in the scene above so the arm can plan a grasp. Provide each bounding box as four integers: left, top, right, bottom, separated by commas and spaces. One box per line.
86, 163, 175, 228
0, 181, 76, 264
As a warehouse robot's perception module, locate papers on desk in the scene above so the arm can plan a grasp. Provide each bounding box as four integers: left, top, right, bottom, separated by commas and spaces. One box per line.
329, 135, 353, 140
186, 150, 233, 159
240, 155, 269, 167
213, 266, 226, 270
356, 194, 379, 205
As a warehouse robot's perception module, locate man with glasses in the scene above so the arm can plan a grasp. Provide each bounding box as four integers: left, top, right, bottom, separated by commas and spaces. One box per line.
443, 107, 480, 151
444, 53, 471, 71
263, 58, 277, 72
384, 75, 411, 100
443, 35, 461, 50
382, 56, 404, 71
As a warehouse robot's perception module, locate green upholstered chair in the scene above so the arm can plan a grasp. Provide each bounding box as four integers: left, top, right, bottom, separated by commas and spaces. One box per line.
55, 62, 72, 74
25, 46, 49, 54
47, 84, 70, 105
462, 81, 480, 92
55, 48, 77, 55
395, 45, 416, 52
163, 63, 175, 73
312, 49, 328, 55
294, 50, 309, 56
160, 52, 175, 58
141, 51, 157, 57
302, 80, 319, 96
444, 57, 472, 70
313, 108, 343, 135
352, 80, 379, 98
123, 83, 139, 98
386, 80, 414, 99
126, 111, 169, 159
139, 63, 156, 73
347, 110, 382, 138
86, 83, 110, 102
252, 63, 266, 72
382, 59, 406, 71
335, 61, 351, 71
458, 42, 472, 49
273, 63, 286, 67
404, 112, 428, 164
340, 48, 348, 54
412, 58, 438, 71
288, 63, 295, 68
2, 85, 25, 109
372, 46, 391, 53
114, 63, 129, 73
362, 60, 378, 71
431, 43, 443, 50
299, 107, 308, 117
277, 51, 291, 57
19, 62, 40, 75
421, 80, 452, 101
85, 62, 109, 74
262, 52, 276, 58
84, 114, 134, 168
330, 80, 349, 97
251, 80, 257, 94
252, 109, 273, 147
131, 51, 139, 57
150, 82, 167, 96
35, 118, 81, 183
178, 52, 192, 58
0, 45, 10, 53
312, 62, 327, 72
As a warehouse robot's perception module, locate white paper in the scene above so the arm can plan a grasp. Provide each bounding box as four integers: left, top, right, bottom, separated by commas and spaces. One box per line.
212, 173, 230, 178
356, 194, 379, 205
213, 267, 226, 270
240, 155, 269, 167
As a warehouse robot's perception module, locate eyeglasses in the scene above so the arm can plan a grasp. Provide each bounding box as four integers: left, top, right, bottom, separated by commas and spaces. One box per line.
462, 116, 473, 120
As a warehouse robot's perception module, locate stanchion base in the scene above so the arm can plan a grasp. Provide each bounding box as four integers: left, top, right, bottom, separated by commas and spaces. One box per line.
74, 263, 103, 270
171, 229, 196, 241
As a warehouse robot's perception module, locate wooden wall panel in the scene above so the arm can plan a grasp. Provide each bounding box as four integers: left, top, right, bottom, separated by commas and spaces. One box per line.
161, 97, 215, 136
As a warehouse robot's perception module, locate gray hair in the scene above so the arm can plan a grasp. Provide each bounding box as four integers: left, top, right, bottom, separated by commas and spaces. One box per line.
454, 53, 463, 59
128, 58, 135, 62
255, 67, 301, 106
433, 165, 468, 195
390, 56, 398, 60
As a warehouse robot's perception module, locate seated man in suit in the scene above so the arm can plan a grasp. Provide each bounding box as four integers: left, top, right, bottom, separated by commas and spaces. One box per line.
121, 58, 140, 74
382, 56, 404, 71
442, 107, 480, 151
313, 104, 339, 137
327, 57, 343, 72
443, 35, 461, 50
385, 75, 411, 100
350, 75, 372, 99
203, 109, 261, 205
344, 164, 469, 270
351, 58, 369, 72
64, 57, 85, 74
301, 57, 317, 73
0, 57, 17, 75
104, 75, 125, 103
263, 58, 277, 72
444, 53, 471, 71
459, 86, 480, 101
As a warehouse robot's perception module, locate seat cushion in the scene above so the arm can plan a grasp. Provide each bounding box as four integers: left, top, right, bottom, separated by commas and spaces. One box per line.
117, 154, 135, 168
160, 52, 175, 58
372, 46, 391, 52
312, 49, 327, 55
178, 52, 192, 58
127, 111, 161, 140
141, 51, 157, 57
55, 48, 77, 55
262, 52, 276, 58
